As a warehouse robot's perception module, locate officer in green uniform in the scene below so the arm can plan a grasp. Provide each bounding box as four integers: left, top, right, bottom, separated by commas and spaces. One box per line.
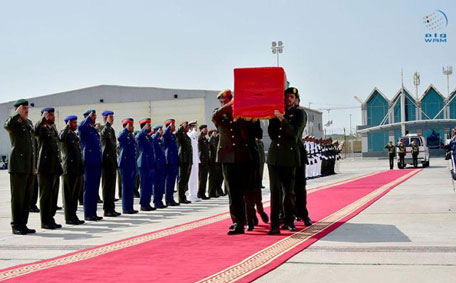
59, 115, 85, 225
208, 130, 224, 197
4, 99, 37, 235
35, 107, 63, 229
385, 141, 396, 169
176, 121, 193, 204
267, 87, 306, 235
100, 110, 121, 217
411, 140, 419, 168
197, 124, 210, 199
397, 140, 406, 169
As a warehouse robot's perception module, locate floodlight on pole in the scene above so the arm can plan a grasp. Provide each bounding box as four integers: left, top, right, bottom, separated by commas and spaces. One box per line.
413, 72, 421, 120
443, 66, 453, 97
271, 41, 284, 67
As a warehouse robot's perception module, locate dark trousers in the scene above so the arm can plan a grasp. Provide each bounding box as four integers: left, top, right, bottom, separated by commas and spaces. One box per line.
139, 167, 154, 208
38, 173, 60, 225
164, 164, 178, 203
412, 153, 418, 168
153, 165, 165, 206
178, 163, 192, 202
389, 154, 394, 169
268, 164, 296, 229
294, 164, 309, 219
119, 167, 136, 212
208, 163, 223, 196
83, 164, 101, 218
30, 175, 39, 209
399, 153, 405, 168
10, 173, 34, 229
245, 162, 261, 225
117, 169, 122, 199
102, 167, 117, 213
259, 161, 265, 187
198, 163, 209, 197
222, 162, 254, 227
63, 174, 83, 221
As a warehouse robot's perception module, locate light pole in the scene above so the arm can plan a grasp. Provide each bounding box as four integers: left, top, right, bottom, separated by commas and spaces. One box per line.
271, 41, 284, 67
349, 114, 352, 136
414, 72, 421, 120
443, 66, 453, 97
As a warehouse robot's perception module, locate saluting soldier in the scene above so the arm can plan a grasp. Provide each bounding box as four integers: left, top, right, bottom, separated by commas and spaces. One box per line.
118, 118, 138, 214
100, 110, 120, 217
412, 140, 419, 168
212, 89, 262, 235
162, 119, 180, 206
59, 115, 85, 225
136, 119, 156, 211
176, 121, 193, 204
385, 141, 396, 169
152, 125, 167, 208
35, 107, 63, 229
208, 130, 224, 197
197, 124, 210, 199
397, 140, 406, 169
293, 92, 312, 227
267, 87, 306, 235
79, 109, 103, 221
4, 99, 37, 235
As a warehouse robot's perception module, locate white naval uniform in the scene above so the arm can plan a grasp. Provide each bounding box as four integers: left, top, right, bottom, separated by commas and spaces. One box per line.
188, 129, 201, 202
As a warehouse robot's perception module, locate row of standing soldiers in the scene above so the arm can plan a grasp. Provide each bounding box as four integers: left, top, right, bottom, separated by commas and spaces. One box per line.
384, 140, 420, 169
4, 99, 226, 235
304, 137, 341, 178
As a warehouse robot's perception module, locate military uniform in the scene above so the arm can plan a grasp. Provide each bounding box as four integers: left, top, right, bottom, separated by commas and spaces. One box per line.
4, 100, 37, 234
152, 125, 167, 208
212, 93, 262, 233
176, 124, 193, 203
197, 128, 210, 199
118, 120, 138, 213
412, 143, 419, 168
136, 122, 155, 211
78, 111, 103, 220
35, 111, 63, 228
59, 116, 84, 224
397, 143, 406, 169
100, 115, 119, 216
385, 143, 396, 169
208, 133, 224, 197
267, 103, 305, 232
162, 121, 179, 206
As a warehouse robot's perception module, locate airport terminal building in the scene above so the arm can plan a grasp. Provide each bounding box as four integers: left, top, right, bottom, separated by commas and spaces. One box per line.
357, 84, 456, 157
0, 85, 323, 158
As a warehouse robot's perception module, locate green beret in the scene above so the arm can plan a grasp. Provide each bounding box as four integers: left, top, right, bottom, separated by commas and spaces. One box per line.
13, 99, 29, 108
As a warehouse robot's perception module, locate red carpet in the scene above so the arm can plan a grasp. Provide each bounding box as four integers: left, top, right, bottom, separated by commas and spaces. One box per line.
0, 169, 420, 283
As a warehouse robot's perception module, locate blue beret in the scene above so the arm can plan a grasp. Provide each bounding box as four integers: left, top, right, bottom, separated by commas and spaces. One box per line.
102, 110, 114, 116
64, 115, 77, 123
153, 125, 163, 131
83, 109, 96, 116
41, 107, 55, 114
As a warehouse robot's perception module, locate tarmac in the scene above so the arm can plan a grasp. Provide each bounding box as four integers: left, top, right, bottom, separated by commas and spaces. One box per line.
0, 158, 455, 283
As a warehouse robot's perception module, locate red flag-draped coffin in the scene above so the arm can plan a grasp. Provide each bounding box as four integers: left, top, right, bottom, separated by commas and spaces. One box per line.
233, 67, 286, 120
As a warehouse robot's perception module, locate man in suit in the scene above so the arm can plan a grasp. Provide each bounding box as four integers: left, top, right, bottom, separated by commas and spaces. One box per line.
35, 107, 63, 229
176, 121, 193, 204
152, 125, 167, 208
208, 130, 224, 197
118, 118, 138, 214
100, 110, 121, 217
136, 118, 156, 211
4, 99, 37, 235
212, 90, 262, 234
197, 124, 210, 200
78, 109, 103, 221
267, 87, 306, 234
59, 115, 85, 225
162, 119, 180, 206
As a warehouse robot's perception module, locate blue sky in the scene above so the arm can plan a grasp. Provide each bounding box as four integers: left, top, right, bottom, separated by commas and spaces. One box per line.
0, 0, 454, 133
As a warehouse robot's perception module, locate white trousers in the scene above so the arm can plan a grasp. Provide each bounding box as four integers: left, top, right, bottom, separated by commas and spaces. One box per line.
188, 162, 199, 200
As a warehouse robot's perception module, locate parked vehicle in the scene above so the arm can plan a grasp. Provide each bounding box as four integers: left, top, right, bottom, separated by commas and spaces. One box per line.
397, 134, 430, 168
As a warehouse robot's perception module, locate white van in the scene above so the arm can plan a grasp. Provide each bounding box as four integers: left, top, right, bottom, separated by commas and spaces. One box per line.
397, 134, 430, 168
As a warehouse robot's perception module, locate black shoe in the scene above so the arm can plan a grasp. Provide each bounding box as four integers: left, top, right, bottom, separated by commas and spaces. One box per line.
97, 199, 103, 204
268, 228, 281, 235
115, 198, 120, 202
229, 224, 236, 230
180, 200, 191, 204
155, 204, 167, 209
12, 227, 27, 235
247, 223, 254, 231
280, 224, 289, 230
134, 192, 140, 198
114, 211, 121, 216
227, 228, 245, 235
304, 217, 312, 226
56, 206, 62, 211
140, 206, 154, 211
198, 195, 209, 200
78, 220, 85, 224
85, 216, 102, 221
41, 223, 56, 230
260, 212, 269, 224
123, 210, 138, 214
53, 223, 62, 229
30, 206, 40, 213
288, 222, 296, 231
261, 185, 265, 189
66, 219, 81, 225
24, 226, 36, 234
167, 201, 180, 206
104, 211, 119, 217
